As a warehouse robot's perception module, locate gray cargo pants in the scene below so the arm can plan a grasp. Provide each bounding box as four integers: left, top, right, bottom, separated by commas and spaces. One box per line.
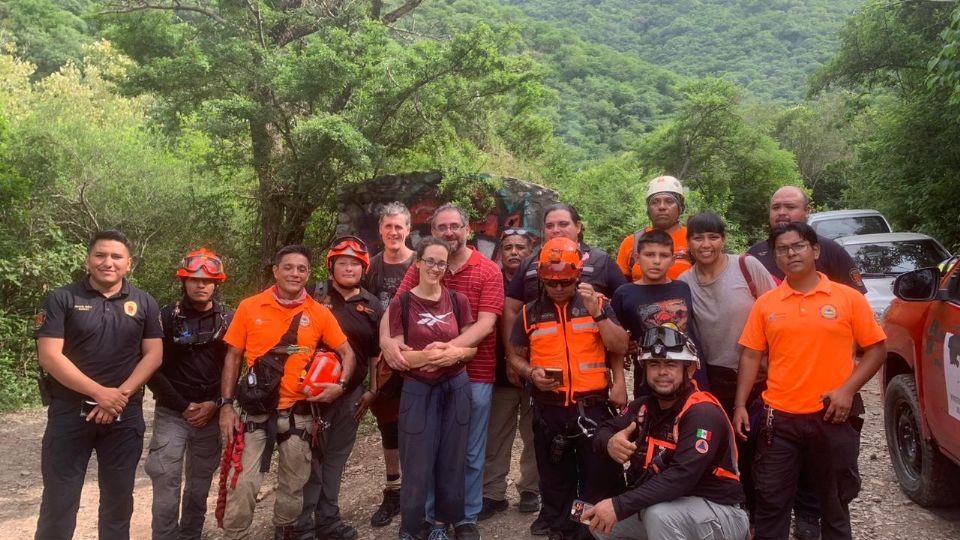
592, 496, 749, 540
295, 385, 363, 535
144, 406, 222, 540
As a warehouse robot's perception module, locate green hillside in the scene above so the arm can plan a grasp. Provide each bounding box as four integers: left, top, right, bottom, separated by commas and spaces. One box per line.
503, 0, 862, 101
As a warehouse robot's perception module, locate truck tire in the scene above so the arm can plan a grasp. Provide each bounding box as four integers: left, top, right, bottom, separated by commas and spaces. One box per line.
884, 374, 960, 506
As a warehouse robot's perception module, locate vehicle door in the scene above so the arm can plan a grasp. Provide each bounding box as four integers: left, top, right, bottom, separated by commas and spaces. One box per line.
921, 260, 960, 462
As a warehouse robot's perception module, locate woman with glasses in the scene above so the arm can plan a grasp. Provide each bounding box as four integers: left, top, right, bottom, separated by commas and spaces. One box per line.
384, 236, 478, 540
507, 237, 628, 540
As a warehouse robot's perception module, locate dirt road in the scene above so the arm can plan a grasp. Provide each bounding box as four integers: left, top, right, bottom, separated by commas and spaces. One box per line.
2, 377, 959, 539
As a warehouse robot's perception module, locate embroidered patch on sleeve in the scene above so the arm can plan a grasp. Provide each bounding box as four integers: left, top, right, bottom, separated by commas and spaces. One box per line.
696, 428, 712, 441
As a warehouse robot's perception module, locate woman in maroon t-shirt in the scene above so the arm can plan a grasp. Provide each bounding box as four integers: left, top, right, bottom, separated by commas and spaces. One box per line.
386, 236, 476, 539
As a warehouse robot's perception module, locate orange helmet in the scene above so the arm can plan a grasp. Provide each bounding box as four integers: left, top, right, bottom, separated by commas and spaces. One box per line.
176, 248, 226, 282
326, 235, 370, 271
537, 237, 582, 281
300, 350, 343, 398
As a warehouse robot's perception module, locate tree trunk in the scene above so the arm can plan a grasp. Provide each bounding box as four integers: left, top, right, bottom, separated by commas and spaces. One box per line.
250, 116, 283, 286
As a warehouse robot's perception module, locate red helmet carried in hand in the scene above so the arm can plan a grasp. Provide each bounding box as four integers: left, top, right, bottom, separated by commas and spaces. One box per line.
176, 248, 226, 282
301, 350, 343, 398
326, 235, 370, 272
537, 237, 583, 281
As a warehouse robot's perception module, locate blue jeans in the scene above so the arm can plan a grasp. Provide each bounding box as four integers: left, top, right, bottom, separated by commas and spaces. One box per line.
399, 371, 472, 535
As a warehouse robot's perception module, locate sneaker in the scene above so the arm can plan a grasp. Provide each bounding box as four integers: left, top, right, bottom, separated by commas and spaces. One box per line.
372, 488, 402, 527
453, 523, 481, 540
530, 513, 550, 536
793, 515, 821, 540
518, 491, 541, 514
477, 498, 509, 521
429, 525, 452, 540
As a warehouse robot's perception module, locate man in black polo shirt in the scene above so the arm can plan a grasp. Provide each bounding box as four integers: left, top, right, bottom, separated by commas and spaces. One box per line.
295, 236, 383, 540
34, 230, 163, 540
747, 186, 867, 293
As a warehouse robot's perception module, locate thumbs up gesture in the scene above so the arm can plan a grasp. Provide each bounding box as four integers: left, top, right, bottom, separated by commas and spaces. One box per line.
607, 421, 638, 464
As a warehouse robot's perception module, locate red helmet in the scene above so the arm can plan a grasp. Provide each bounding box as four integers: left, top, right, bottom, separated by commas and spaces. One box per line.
326, 235, 370, 271
537, 237, 582, 281
176, 248, 226, 282
301, 351, 343, 398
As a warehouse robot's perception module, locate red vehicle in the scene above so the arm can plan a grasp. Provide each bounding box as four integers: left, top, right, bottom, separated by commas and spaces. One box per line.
881, 257, 960, 505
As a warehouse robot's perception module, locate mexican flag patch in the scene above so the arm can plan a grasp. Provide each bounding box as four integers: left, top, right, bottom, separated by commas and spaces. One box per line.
696, 429, 712, 441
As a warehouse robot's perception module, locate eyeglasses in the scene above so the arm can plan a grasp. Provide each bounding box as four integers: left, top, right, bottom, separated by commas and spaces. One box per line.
640, 326, 686, 351
433, 223, 465, 233
420, 258, 448, 270
330, 236, 368, 256
180, 254, 224, 276
774, 241, 811, 257
543, 278, 577, 288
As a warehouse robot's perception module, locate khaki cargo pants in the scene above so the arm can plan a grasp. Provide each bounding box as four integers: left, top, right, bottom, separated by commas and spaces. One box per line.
222, 412, 316, 539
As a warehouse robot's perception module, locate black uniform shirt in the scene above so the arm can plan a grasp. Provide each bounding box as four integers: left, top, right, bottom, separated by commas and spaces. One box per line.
34, 277, 162, 404
593, 388, 745, 519
316, 281, 383, 391
147, 298, 234, 412
505, 243, 627, 303
748, 234, 867, 293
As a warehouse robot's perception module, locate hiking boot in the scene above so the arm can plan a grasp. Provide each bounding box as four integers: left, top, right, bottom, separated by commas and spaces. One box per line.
453, 523, 481, 540
518, 491, 541, 514
371, 488, 401, 527
399, 523, 433, 540
530, 513, 550, 536
793, 515, 821, 540
477, 498, 508, 521
318, 522, 358, 540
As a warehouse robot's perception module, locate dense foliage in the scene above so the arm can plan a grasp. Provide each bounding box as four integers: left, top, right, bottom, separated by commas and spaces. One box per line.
2, 0, 958, 409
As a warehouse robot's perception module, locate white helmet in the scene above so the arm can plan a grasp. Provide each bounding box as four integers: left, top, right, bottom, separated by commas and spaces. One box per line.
638, 325, 700, 369
645, 175, 684, 200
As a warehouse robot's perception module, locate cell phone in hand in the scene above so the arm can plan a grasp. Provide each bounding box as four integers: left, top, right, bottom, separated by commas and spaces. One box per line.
543, 368, 564, 386
570, 499, 594, 525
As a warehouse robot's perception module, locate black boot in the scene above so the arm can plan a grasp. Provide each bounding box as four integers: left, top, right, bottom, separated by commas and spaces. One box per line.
370, 487, 401, 527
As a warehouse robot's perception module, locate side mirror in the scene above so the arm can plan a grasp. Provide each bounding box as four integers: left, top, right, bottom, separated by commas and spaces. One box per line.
892, 267, 942, 302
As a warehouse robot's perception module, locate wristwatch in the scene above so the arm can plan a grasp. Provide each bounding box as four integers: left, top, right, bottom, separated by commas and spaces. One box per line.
337, 379, 348, 391
216, 397, 235, 408
592, 311, 608, 322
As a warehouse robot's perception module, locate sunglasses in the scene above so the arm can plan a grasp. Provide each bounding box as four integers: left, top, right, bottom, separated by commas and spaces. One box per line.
543, 278, 577, 288
640, 326, 685, 350
330, 236, 368, 255
500, 228, 532, 240
180, 254, 224, 276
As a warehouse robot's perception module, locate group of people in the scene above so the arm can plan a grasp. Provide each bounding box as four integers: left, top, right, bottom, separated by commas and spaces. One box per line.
33, 177, 886, 540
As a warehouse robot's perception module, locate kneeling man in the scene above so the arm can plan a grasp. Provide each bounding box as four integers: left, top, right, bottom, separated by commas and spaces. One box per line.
585, 326, 748, 540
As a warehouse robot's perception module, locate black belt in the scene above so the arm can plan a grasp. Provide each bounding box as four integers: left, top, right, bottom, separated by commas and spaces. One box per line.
532, 389, 607, 407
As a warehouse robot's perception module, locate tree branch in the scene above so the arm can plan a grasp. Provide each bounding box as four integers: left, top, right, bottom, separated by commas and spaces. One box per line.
97, 1, 229, 26
382, 0, 423, 24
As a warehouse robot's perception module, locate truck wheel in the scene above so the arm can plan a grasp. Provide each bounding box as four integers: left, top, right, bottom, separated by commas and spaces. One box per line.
884, 374, 960, 506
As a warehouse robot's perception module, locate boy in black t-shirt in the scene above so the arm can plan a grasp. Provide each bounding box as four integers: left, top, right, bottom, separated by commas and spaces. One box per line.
610, 229, 707, 398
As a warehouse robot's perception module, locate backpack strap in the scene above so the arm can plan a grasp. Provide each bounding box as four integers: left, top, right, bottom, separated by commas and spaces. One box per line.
738, 254, 758, 299
448, 288, 463, 332
399, 291, 410, 342
629, 229, 644, 273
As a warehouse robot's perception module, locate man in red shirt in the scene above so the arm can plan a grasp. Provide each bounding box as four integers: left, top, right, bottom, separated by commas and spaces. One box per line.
381, 203, 504, 540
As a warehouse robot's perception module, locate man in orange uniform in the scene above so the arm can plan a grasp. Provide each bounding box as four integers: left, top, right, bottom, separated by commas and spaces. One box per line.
733, 223, 886, 540
217, 245, 357, 540
616, 176, 691, 281
508, 237, 628, 540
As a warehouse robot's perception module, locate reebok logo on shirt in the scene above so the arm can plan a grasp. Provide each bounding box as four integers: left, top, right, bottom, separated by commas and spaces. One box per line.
417, 311, 453, 328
